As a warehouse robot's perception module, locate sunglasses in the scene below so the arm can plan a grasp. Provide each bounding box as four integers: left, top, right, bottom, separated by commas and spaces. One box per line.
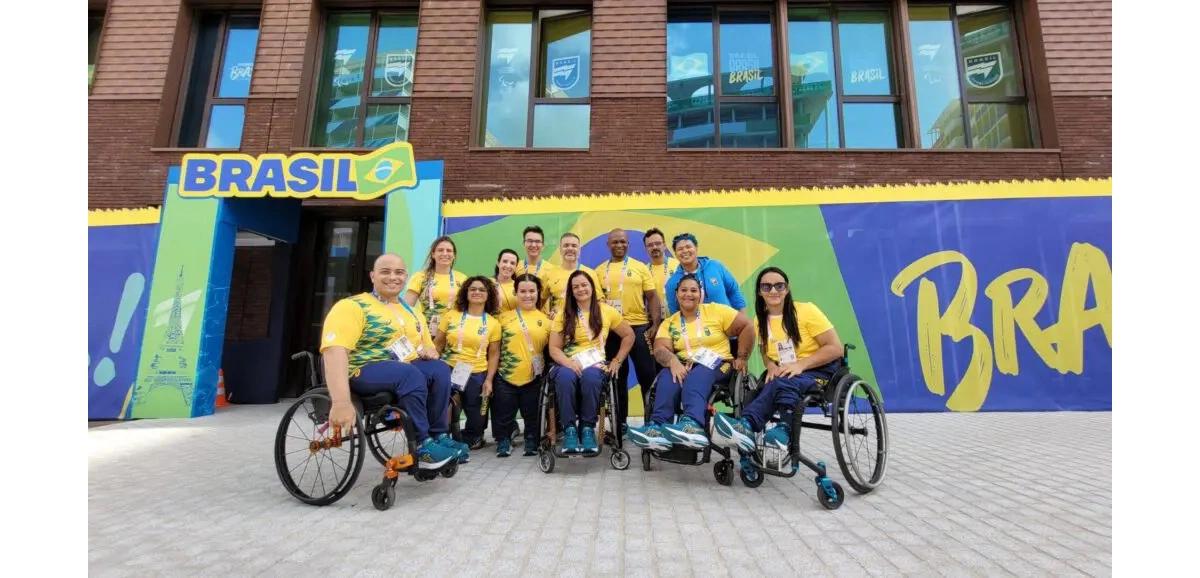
758, 282, 788, 293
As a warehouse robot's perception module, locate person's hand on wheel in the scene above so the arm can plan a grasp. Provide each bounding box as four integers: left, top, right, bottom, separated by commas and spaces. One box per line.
605, 359, 622, 376
329, 400, 356, 436
732, 357, 747, 373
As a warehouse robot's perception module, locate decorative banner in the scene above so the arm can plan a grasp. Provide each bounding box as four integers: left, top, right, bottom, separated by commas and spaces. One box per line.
443, 179, 1112, 413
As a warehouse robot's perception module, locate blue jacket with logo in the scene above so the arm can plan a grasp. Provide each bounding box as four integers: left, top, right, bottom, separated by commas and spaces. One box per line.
664, 256, 747, 314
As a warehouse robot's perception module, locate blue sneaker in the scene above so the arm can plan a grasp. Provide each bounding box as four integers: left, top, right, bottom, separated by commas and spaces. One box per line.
764, 423, 790, 451
712, 414, 756, 453
562, 426, 581, 454
417, 437, 458, 470
581, 427, 599, 456
627, 423, 672, 451
496, 437, 512, 457
662, 416, 710, 449
436, 433, 470, 464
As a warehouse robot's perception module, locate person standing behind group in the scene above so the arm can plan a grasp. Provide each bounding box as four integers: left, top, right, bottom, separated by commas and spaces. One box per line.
643, 228, 679, 322
494, 249, 520, 313
599, 228, 662, 435
663, 233, 746, 314
491, 274, 551, 457
436, 276, 502, 451
405, 236, 466, 338
543, 232, 601, 321
516, 225, 558, 282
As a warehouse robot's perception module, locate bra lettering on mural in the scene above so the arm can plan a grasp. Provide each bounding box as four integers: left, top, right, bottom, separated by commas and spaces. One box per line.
890, 242, 1112, 412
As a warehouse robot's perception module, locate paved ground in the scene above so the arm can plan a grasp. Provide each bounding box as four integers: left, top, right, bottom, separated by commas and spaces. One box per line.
89, 405, 1110, 577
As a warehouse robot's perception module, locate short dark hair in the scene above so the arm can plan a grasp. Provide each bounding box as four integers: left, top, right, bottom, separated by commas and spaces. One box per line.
522, 225, 545, 241
672, 232, 699, 250
494, 248, 519, 277
644, 228, 666, 245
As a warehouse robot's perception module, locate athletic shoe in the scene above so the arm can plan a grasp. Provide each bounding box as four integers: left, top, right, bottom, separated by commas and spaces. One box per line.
764, 423, 790, 451
435, 433, 470, 464
627, 423, 672, 451
496, 437, 512, 457
417, 437, 458, 470
712, 413, 756, 453
662, 416, 710, 449
469, 437, 486, 451
581, 427, 599, 456
562, 426, 581, 454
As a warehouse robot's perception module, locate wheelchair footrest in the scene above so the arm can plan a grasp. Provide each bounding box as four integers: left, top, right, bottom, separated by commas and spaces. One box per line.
651, 447, 706, 465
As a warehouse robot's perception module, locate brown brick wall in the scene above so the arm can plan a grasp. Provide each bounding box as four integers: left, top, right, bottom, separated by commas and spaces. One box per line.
91, 0, 183, 99
414, 0, 483, 98
251, 0, 314, 98
1053, 95, 1110, 176
1036, 0, 1112, 95
593, 0, 666, 97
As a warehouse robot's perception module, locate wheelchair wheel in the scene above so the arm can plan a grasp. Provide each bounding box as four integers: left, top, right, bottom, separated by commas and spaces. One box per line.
274, 388, 366, 506
640, 450, 652, 471
817, 480, 845, 510
610, 449, 631, 470
441, 460, 458, 479
830, 375, 888, 494
713, 460, 733, 486
371, 483, 396, 511
538, 449, 555, 473
739, 463, 765, 488
365, 408, 410, 466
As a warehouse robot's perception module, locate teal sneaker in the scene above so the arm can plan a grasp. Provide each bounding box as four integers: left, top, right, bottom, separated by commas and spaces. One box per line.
562, 425, 581, 454
627, 423, 672, 451
417, 437, 458, 470
712, 413, 756, 453
764, 423, 790, 451
581, 427, 599, 456
662, 416, 709, 449
496, 437, 512, 457
436, 433, 470, 464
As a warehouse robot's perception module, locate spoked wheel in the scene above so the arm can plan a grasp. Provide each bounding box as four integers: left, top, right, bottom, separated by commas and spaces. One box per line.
371, 483, 396, 511
830, 375, 888, 494
274, 388, 366, 506
817, 479, 845, 510
538, 448, 555, 473
610, 449, 631, 471
713, 460, 733, 486
365, 409, 410, 466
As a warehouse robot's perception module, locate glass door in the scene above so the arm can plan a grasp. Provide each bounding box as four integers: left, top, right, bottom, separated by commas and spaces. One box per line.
305, 218, 384, 352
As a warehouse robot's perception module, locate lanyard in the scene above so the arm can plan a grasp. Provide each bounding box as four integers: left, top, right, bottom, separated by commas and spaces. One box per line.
428, 271, 456, 309
456, 311, 488, 359
679, 307, 705, 358
515, 309, 537, 354
524, 259, 541, 276
605, 257, 629, 298
576, 309, 596, 343
371, 291, 423, 336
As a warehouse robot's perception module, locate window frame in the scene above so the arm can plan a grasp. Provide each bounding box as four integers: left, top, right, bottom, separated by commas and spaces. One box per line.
170, 10, 260, 149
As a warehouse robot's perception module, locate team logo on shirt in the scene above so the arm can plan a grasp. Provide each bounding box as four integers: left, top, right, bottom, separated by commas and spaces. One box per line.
710, 277, 719, 286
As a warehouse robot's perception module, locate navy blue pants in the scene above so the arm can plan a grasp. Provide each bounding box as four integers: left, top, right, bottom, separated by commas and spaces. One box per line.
553, 365, 605, 428
491, 377, 540, 446
649, 361, 726, 425
352, 359, 452, 441
456, 371, 490, 444
741, 361, 841, 431
605, 324, 655, 431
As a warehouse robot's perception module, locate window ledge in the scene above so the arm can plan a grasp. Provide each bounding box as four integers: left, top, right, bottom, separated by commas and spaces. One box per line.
150, 147, 241, 153
467, 147, 591, 152
666, 148, 1063, 154
289, 147, 373, 154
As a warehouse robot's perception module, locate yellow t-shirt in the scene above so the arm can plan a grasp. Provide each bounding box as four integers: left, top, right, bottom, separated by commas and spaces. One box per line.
438, 309, 502, 373
406, 269, 465, 328
551, 303, 624, 358
543, 265, 602, 321
320, 293, 435, 376
494, 277, 518, 313
755, 301, 834, 363
655, 303, 739, 362
648, 257, 680, 319
515, 258, 557, 282
598, 257, 657, 326
498, 308, 552, 386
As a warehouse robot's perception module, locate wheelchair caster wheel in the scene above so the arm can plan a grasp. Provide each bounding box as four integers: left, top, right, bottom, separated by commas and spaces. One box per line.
610, 450, 631, 471
739, 463, 764, 488
713, 460, 733, 486
538, 448, 555, 474
641, 450, 652, 471
441, 461, 458, 479
371, 483, 395, 511
817, 479, 844, 510
414, 469, 437, 482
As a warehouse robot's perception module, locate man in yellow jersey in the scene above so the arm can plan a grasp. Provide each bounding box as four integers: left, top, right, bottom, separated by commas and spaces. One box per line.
516, 225, 558, 282
320, 253, 465, 469
643, 227, 679, 322
599, 228, 662, 434
543, 232, 601, 321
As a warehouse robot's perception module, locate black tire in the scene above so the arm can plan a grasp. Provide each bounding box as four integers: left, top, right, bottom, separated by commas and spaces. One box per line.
830, 375, 888, 494
818, 480, 844, 510
366, 408, 411, 466
538, 448, 555, 474
713, 460, 733, 486
739, 463, 765, 488
641, 450, 652, 471
371, 483, 395, 511
610, 449, 631, 471
274, 388, 366, 506
441, 460, 458, 479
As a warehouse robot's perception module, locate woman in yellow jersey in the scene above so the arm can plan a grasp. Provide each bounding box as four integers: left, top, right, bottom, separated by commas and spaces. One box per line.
405, 236, 465, 337
712, 267, 844, 455
491, 274, 551, 457
548, 270, 635, 456
628, 274, 754, 451
493, 248, 519, 313
436, 276, 502, 450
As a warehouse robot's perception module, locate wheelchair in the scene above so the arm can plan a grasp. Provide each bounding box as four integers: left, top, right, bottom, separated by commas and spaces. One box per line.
273, 352, 463, 511
536, 364, 632, 472
716, 344, 888, 510
637, 366, 735, 473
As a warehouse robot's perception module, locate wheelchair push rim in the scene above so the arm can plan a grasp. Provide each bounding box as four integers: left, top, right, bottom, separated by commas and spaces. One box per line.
831, 376, 888, 494
365, 407, 411, 466
274, 388, 367, 506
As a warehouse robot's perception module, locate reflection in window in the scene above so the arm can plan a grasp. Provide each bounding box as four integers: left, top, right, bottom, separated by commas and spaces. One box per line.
533, 104, 590, 148
788, 8, 837, 148
312, 12, 417, 148
177, 13, 259, 148
720, 103, 779, 147
667, 10, 716, 148
844, 103, 900, 148
720, 12, 775, 97
89, 12, 104, 86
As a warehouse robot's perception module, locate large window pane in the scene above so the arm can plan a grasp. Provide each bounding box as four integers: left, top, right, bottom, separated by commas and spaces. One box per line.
667, 100, 716, 148
839, 10, 893, 96
667, 10, 715, 148
969, 103, 1030, 148
217, 18, 258, 98
719, 103, 779, 147
909, 6, 964, 148
205, 104, 245, 148
178, 14, 222, 147
541, 14, 591, 98
482, 12, 533, 147
312, 13, 370, 147
788, 8, 838, 148
364, 104, 411, 149
720, 12, 774, 96
371, 14, 418, 98
844, 103, 899, 149
532, 104, 590, 148
958, 5, 1022, 100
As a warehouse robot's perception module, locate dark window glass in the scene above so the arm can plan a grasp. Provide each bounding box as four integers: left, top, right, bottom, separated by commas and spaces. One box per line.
178, 14, 223, 147
312, 13, 370, 147
371, 14, 418, 98
968, 102, 1030, 148
89, 13, 104, 85
481, 11, 533, 147
177, 13, 258, 148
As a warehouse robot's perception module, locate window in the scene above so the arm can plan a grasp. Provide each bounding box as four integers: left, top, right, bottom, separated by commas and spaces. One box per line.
312, 12, 418, 148
174, 13, 259, 148
89, 11, 104, 86
479, 8, 592, 148
908, 3, 1031, 148
667, 8, 779, 148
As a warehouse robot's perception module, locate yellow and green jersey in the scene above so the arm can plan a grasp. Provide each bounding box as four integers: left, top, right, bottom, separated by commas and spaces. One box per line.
551, 303, 624, 358
438, 309, 502, 373
497, 308, 551, 386
754, 301, 834, 363
598, 256, 657, 326
406, 269, 464, 328
319, 293, 434, 376
543, 264, 602, 321
655, 303, 739, 362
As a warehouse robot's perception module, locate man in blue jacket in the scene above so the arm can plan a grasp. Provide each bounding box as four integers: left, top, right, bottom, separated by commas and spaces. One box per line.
663, 233, 747, 314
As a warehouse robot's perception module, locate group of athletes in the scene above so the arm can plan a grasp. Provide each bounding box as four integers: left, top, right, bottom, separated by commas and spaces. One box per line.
320, 226, 846, 471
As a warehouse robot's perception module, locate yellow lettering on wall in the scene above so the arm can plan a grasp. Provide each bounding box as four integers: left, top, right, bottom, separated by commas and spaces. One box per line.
984, 268, 1058, 374
1048, 242, 1113, 374
890, 251, 994, 411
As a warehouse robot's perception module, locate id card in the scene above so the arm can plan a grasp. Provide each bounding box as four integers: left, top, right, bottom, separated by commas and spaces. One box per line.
777, 341, 797, 364
389, 336, 416, 361
606, 299, 624, 313
451, 361, 473, 389
531, 354, 545, 376
690, 347, 722, 370
573, 347, 604, 368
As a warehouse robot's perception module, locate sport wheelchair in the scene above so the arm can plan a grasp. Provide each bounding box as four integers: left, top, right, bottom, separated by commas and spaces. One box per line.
637, 367, 736, 474
716, 344, 888, 510
273, 352, 463, 511
536, 364, 632, 472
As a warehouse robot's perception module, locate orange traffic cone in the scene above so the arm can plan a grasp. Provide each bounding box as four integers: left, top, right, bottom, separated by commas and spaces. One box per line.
215, 369, 229, 408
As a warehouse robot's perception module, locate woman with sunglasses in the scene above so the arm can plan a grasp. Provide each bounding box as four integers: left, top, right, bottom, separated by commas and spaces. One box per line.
548, 270, 636, 456
712, 267, 845, 454
405, 236, 465, 338
436, 276, 502, 450
493, 248, 520, 313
